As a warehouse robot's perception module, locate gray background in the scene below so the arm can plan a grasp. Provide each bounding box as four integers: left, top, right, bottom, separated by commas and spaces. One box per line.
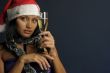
1, 0, 110, 73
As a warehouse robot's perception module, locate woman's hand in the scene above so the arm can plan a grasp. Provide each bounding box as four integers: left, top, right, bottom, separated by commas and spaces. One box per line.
19, 53, 53, 70
39, 31, 58, 57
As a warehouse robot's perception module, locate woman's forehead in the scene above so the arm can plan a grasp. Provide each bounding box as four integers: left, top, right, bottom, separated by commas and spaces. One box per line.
18, 15, 40, 19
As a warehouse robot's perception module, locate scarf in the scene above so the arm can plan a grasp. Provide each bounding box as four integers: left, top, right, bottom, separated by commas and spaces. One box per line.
6, 34, 49, 73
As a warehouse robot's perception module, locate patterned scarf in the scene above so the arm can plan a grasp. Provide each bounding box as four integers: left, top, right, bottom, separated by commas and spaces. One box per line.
6, 35, 50, 73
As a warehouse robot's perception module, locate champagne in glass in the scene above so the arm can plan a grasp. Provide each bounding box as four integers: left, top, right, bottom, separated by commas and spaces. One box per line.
40, 12, 48, 31
38, 12, 48, 32
37, 12, 48, 53
37, 12, 49, 73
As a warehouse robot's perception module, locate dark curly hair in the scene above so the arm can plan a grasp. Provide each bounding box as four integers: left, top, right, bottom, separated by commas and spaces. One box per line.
5, 18, 40, 43
1, 18, 41, 54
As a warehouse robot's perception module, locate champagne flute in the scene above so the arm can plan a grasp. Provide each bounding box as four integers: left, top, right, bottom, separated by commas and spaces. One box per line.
37, 12, 48, 53
37, 12, 50, 73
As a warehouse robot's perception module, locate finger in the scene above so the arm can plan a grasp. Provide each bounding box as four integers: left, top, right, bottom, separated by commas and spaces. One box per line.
40, 31, 53, 38
42, 37, 54, 42
40, 40, 54, 47
32, 54, 45, 70
39, 58, 47, 70
39, 31, 49, 35
41, 41, 54, 46
44, 54, 54, 60
40, 45, 54, 51
40, 57, 51, 70
34, 58, 44, 70
39, 36, 53, 44
41, 42, 55, 49
40, 36, 54, 43
40, 44, 52, 49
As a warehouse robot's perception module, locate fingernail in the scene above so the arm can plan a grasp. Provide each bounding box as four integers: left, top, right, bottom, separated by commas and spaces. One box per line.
41, 66, 44, 70
48, 65, 51, 68
45, 67, 47, 70
51, 57, 54, 60
47, 67, 50, 70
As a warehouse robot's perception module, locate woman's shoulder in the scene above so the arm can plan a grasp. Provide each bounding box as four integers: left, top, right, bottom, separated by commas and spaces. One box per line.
0, 44, 15, 61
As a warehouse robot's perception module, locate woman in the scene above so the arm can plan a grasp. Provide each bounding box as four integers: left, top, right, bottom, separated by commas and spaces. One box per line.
0, 0, 66, 73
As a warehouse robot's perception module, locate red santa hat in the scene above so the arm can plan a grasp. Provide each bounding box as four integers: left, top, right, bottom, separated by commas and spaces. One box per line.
0, 0, 40, 32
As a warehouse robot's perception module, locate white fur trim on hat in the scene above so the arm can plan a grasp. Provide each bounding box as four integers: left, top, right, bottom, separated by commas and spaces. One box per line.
7, 4, 40, 21
0, 24, 6, 32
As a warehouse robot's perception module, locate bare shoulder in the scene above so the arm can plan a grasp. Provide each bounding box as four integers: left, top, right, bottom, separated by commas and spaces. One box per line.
0, 44, 16, 61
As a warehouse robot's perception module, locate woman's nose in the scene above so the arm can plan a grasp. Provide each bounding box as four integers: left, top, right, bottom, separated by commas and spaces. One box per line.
26, 20, 32, 28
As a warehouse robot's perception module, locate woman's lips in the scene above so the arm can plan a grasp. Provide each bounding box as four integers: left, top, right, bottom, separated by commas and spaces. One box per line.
24, 30, 32, 34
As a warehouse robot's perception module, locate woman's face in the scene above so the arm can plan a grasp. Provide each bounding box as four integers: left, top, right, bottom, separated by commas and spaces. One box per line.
16, 15, 39, 38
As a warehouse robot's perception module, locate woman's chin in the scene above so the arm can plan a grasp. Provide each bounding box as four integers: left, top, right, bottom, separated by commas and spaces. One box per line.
22, 34, 32, 38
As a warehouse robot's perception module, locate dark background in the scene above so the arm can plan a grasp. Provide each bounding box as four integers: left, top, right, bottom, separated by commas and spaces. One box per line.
1, 0, 110, 73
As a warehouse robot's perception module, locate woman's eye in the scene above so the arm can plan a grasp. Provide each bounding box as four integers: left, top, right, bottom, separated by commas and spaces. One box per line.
20, 17, 27, 21
33, 19, 38, 24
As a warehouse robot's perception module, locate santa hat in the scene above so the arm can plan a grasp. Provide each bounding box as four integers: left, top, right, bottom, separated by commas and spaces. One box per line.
0, 0, 40, 32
